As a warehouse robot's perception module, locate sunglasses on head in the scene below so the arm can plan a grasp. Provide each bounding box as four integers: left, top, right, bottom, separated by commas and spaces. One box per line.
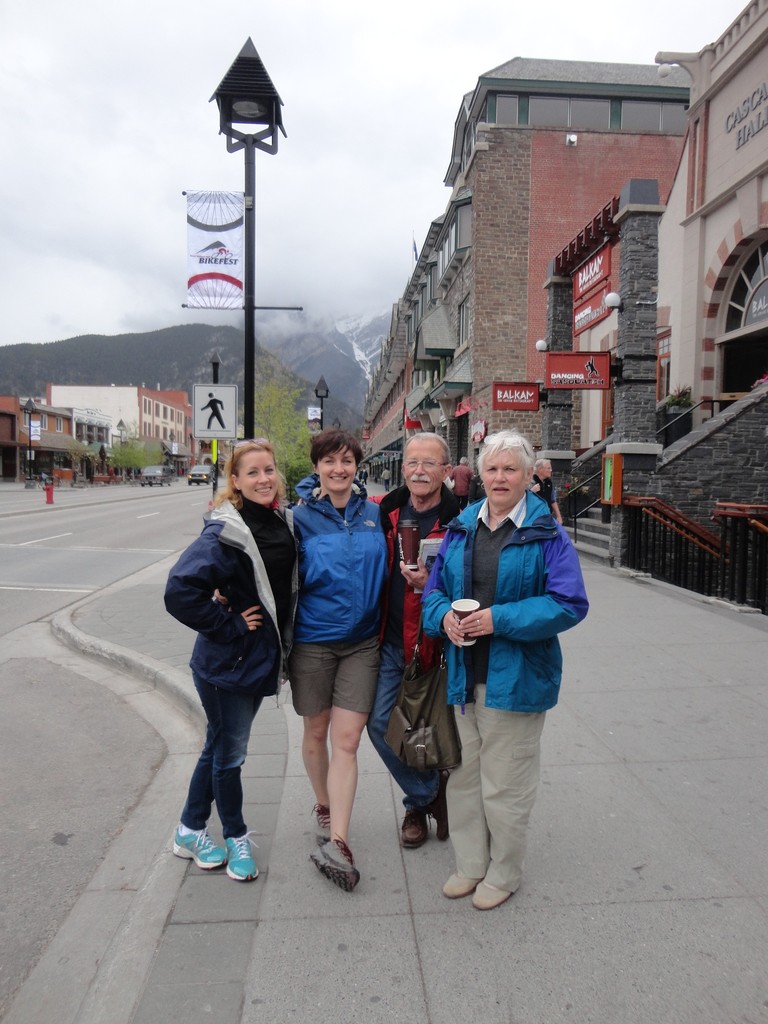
234, 437, 270, 448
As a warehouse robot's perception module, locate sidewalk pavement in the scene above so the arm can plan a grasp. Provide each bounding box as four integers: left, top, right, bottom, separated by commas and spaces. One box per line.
7, 504, 768, 1023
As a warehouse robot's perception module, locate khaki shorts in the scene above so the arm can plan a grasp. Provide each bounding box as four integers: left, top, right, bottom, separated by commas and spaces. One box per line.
288, 635, 380, 716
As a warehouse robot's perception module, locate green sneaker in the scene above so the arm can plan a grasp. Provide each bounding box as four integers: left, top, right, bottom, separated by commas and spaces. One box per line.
173, 826, 227, 869
225, 833, 259, 881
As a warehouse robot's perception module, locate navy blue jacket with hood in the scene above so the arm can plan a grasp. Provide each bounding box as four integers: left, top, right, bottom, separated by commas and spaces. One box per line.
164, 500, 297, 698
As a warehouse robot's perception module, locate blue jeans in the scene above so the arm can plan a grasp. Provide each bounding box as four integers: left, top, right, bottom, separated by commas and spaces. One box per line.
366, 641, 438, 811
180, 673, 263, 839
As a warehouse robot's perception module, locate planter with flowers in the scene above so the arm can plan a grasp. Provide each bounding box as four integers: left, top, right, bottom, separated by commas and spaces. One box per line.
662, 386, 693, 444
561, 477, 592, 517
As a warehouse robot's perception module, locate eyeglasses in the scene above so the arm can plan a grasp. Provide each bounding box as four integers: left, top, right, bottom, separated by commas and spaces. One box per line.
403, 459, 446, 471
234, 437, 270, 448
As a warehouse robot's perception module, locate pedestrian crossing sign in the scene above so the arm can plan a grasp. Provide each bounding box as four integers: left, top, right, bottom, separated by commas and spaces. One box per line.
193, 384, 238, 439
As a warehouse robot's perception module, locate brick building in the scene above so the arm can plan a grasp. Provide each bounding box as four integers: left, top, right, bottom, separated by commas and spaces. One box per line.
364, 57, 689, 476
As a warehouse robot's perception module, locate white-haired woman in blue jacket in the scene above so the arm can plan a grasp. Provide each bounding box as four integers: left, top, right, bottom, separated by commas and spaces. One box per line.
165, 439, 297, 883
423, 430, 588, 910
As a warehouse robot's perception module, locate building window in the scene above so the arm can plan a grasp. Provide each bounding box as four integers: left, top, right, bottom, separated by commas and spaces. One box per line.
621, 100, 663, 130
496, 94, 519, 125
56, 417, 63, 432
657, 332, 671, 401
459, 297, 471, 347
725, 240, 768, 332
570, 98, 610, 129
529, 96, 570, 127
661, 102, 688, 132
40, 413, 48, 429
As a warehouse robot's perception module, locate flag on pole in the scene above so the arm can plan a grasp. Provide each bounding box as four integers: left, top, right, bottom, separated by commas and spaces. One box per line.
412, 236, 418, 262
186, 191, 244, 309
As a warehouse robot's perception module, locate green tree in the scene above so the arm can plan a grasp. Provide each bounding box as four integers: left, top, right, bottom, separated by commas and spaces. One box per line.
252, 381, 313, 499
110, 439, 149, 474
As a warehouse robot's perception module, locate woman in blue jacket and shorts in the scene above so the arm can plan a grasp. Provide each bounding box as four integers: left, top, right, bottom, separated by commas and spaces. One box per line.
289, 429, 388, 891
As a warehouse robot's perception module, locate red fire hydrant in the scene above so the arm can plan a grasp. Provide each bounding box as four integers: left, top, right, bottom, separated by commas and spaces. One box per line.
44, 483, 54, 505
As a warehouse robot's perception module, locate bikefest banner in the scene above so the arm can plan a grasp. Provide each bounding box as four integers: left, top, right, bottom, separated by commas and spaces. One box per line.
186, 191, 244, 309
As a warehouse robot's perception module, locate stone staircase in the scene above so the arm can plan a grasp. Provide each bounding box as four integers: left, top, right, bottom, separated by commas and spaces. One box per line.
563, 508, 611, 563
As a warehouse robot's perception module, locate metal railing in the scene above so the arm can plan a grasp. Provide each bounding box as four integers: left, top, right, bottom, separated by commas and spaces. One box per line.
712, 503, 768, 614
623, 496, 721, 597
623, 497, 768, 614
564, 467, 603, 543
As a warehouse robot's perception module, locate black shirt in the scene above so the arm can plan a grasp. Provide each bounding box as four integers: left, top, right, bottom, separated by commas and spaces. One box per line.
239, 497, 295, 633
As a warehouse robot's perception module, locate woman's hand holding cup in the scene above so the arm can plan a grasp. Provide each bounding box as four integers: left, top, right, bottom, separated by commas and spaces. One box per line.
447, 599, 482, 646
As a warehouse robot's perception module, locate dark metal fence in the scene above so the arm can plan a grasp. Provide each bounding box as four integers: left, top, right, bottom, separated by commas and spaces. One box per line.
623, 497, 768, 614
712, 503, 768, 614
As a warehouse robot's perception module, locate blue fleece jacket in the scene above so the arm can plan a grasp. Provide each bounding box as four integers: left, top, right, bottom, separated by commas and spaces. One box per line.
292, 475, 388, 644
422, 493, 588, 712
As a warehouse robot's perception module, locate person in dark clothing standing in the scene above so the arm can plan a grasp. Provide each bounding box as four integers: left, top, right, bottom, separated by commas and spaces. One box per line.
531, 458, 563, 524
367, 432, 460, 849
450, 457, 473, 509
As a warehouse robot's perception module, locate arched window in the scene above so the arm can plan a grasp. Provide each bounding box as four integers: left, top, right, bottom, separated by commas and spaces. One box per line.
725, 240, 768, 333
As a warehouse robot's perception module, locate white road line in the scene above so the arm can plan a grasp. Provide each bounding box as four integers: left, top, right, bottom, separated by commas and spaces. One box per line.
1, 543, 173, 553
136, 512, 161, 519
0, 585, 94, 593
18, 532, 74, 546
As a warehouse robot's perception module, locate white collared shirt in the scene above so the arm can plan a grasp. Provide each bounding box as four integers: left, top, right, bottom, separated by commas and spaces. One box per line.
478, 493, 528, 530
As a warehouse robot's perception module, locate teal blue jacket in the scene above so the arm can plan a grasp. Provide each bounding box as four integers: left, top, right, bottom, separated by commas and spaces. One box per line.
422, 494, 588, 712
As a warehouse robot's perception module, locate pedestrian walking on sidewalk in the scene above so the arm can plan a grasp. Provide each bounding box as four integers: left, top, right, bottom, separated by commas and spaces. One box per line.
367, 432, 459, 849
288, 429, 388, 892
165, 439, 297, 882
423, 430, 588, 910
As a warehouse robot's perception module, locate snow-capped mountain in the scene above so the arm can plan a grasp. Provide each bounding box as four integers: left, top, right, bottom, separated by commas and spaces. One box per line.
253, 310, 388, 416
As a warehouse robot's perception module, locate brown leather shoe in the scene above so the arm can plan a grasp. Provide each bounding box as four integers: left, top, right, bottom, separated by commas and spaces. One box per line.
426, 770, 449, 841
400, 809, 428, 848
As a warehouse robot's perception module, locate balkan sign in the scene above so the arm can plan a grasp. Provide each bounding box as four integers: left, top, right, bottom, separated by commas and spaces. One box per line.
745, 279, 768, 326
492, 382, 540, 411
546, 352, 611, 390
573, 245, 611, 302
573, 289, 611, 336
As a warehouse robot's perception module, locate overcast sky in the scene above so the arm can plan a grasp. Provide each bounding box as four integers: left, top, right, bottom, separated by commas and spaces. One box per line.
0, 0, 735, 347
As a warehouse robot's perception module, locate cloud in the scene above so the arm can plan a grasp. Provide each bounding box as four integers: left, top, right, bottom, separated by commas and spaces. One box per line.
0, 0, 731, 345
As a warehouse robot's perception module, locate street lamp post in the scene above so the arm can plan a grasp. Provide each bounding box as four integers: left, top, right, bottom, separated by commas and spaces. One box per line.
211, 350, 221, 496
23, 398, 36, 486
314, 376, 330, 431
212, 40, 286, 440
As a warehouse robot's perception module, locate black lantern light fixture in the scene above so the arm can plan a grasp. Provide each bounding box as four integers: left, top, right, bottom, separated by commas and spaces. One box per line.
211, 40, 286, 440
314, 376, 330, 431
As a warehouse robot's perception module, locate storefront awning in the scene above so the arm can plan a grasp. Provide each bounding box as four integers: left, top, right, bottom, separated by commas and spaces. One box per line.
162, 440, 191, 458
429, 351, 473, 401
405, 386, 426, 414
421, 304, 457, 357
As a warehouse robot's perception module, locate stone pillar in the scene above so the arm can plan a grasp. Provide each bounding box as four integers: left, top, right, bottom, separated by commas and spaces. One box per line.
541, 272, 575, 452
539, 272, 575, 483
608, 180, 664, 565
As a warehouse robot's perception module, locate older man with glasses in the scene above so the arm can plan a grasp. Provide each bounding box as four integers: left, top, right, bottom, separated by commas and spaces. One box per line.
367, 432, 460, 848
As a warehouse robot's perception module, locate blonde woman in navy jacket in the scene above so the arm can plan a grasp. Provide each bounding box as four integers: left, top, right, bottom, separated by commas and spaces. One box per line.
423, 430, 588, 910
165, 439, 297, 883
